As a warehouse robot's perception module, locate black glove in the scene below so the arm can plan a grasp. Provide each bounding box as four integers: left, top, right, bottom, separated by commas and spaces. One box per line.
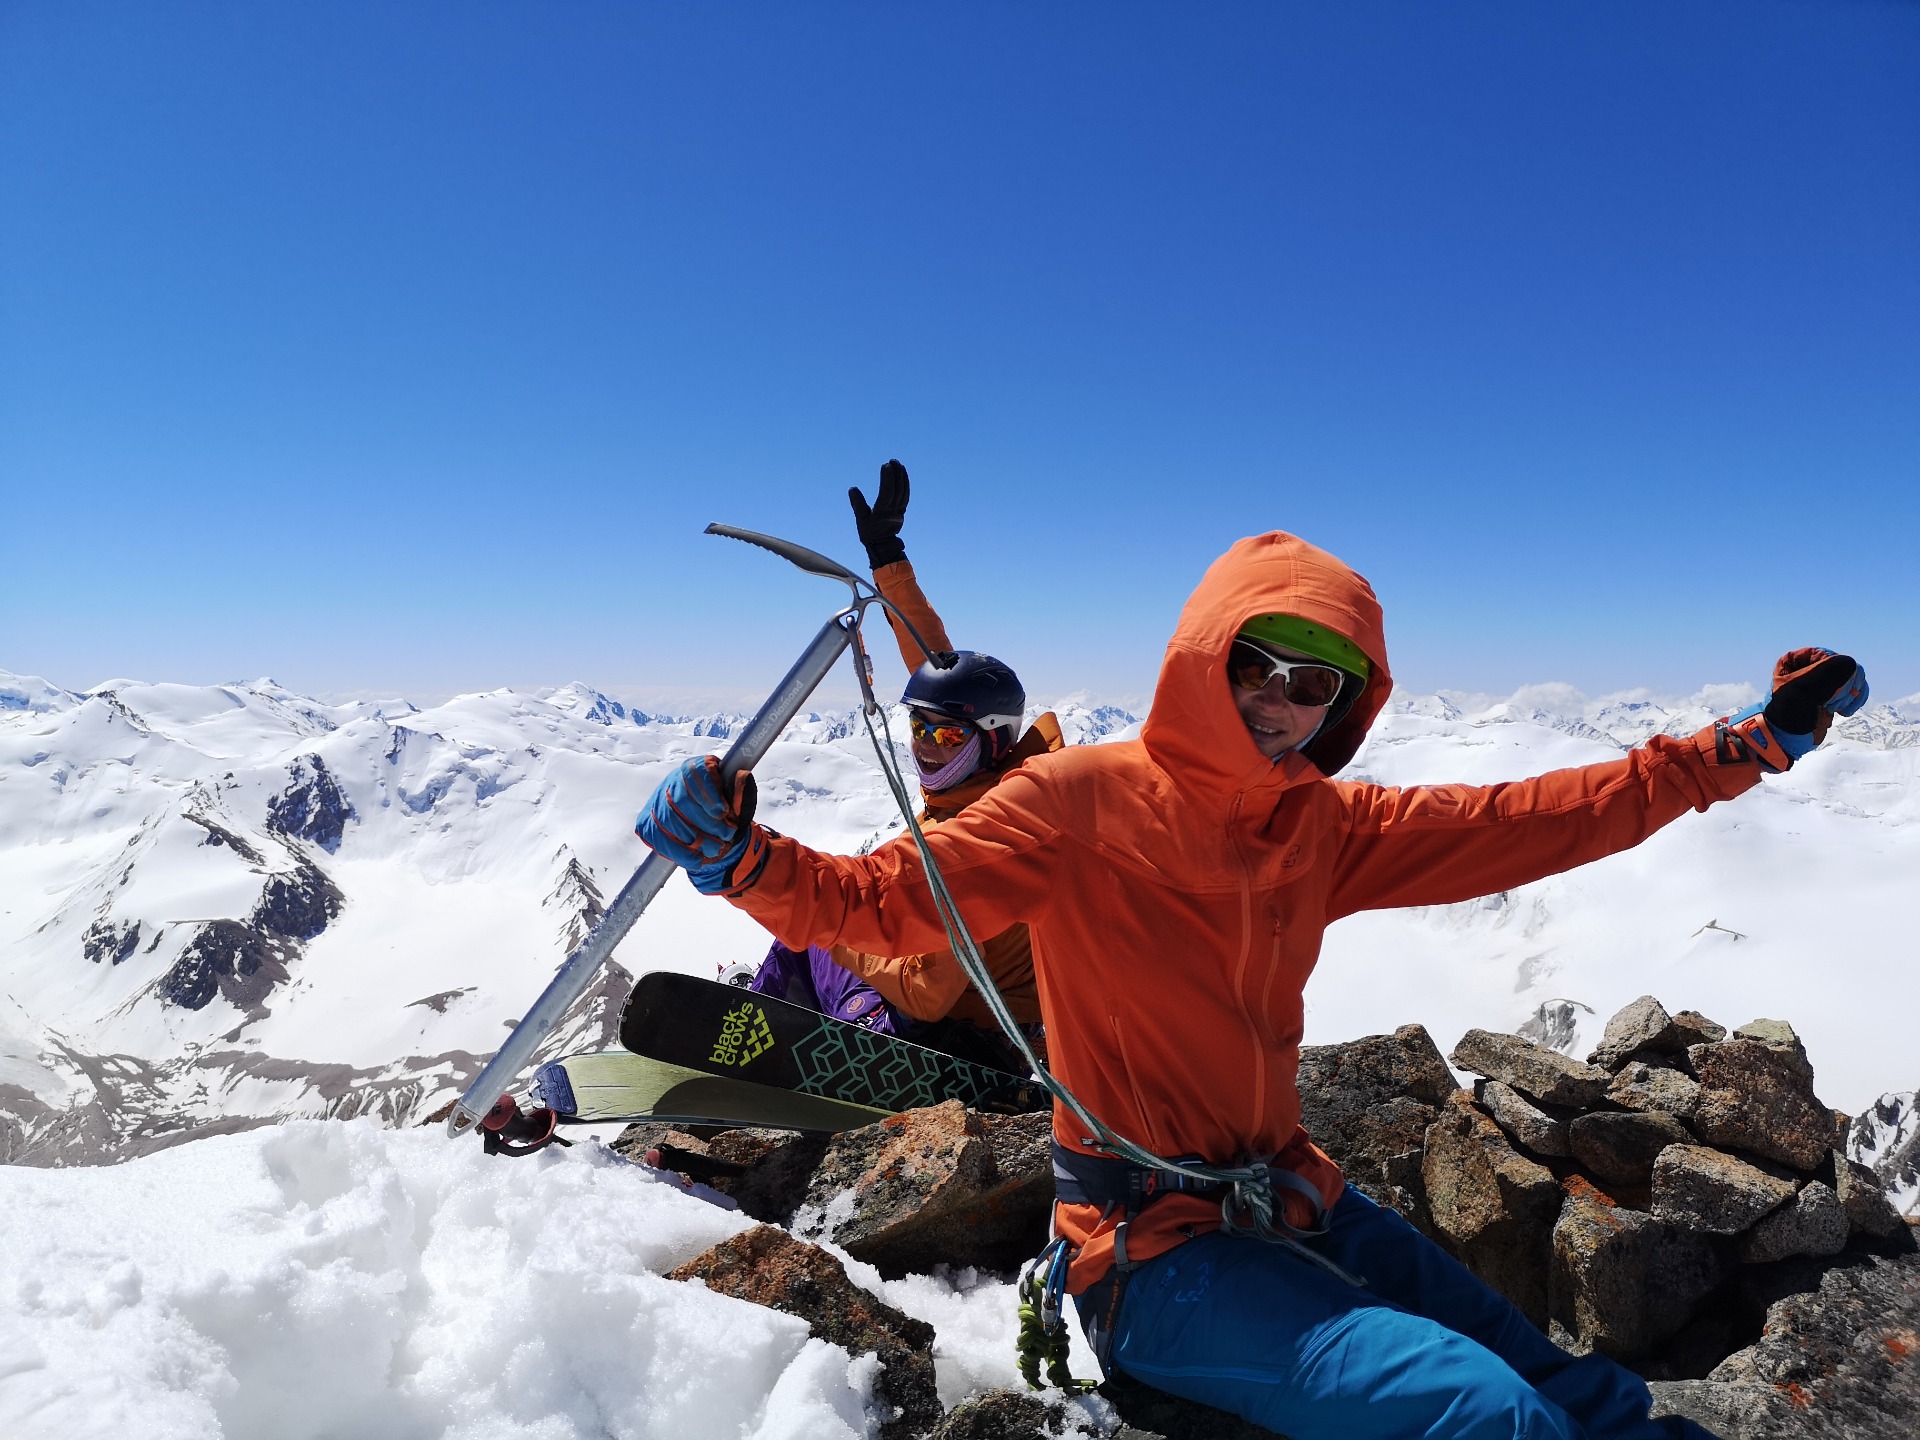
849, 459, 910, 569
1765, 649, 1867, 739
1715, 648, 1868, 773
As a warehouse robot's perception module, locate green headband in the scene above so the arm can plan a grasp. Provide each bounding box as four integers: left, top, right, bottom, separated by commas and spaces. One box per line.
1237, 613, 1373, 680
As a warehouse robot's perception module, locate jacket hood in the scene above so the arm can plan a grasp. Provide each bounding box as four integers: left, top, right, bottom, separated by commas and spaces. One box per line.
1141, 532, 1391, 794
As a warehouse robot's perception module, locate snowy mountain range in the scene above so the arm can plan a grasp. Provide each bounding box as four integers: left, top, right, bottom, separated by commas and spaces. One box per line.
2, 668, 1915, 1212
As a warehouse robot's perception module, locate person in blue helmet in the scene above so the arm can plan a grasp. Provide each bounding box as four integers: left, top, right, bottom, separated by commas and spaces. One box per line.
726, 461, 1060, 1070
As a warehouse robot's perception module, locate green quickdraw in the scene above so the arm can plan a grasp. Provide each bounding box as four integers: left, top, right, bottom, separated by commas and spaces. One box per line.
1015, 1238, 1098, 1394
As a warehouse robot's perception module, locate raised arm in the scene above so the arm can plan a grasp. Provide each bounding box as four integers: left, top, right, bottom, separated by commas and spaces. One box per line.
849, 459, 955, 673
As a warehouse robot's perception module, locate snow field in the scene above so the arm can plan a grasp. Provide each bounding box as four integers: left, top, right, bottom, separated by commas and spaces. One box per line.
0, 1119, 1102, 1440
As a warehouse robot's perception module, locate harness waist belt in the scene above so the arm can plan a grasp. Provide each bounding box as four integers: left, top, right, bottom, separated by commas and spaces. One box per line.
1051, 1141, 1228, 1211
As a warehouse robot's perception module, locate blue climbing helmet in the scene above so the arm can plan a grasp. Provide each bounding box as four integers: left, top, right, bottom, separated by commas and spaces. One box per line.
901, 651, 1027, 766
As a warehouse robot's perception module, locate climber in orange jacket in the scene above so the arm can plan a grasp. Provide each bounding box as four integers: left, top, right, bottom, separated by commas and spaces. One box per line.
731, 461, 1057, 1063
639, 529, 1867, 1440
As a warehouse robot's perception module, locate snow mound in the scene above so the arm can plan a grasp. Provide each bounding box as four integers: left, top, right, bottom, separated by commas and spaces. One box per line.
0, 1119, 1077, 1440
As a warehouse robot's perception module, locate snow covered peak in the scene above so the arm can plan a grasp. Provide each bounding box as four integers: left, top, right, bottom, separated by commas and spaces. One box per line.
0, 672, 81, 715
545, 681, 653, 727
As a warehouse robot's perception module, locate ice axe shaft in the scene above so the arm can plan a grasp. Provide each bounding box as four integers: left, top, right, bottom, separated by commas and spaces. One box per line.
446, 535, 866, 1138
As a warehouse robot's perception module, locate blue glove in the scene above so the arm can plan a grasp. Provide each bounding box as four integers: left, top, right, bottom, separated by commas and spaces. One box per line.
635, 757, 769, 895
1718, 648, 1867, 772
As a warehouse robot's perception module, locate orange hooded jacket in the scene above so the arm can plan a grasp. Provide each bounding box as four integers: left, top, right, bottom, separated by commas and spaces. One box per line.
824, 560, 1059, 1028
731, 533, 1761, 1290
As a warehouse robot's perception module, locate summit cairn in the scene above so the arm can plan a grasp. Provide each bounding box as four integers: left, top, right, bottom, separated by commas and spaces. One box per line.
1436, 994, 1914, 1428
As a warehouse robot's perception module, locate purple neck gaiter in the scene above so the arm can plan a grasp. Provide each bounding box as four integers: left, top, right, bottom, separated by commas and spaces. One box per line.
918, 731, 983, 792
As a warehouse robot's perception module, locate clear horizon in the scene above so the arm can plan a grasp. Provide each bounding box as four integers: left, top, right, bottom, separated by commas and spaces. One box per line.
5, 3, 1916, 703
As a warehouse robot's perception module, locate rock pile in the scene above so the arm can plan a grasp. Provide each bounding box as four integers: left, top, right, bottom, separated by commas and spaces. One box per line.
625, 997, 1914, 1438
1426, 998, 1911, 1378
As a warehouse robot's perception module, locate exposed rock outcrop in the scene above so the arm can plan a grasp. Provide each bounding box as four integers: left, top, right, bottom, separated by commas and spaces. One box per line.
1296, 1023, 1455, 1225
924, 1390, 1074, 1440
1551, 1192, 1725, 1356
1649, 1250, 1920, 1439
668, 1224, 941, 1440
1452, 1028, 1612, 1109
1427, 997, 1911, 1388
1476, 1078, 1573, 1158
157, 852, 343, 1014
1689, 1038, 1834, 1171
1567, 1111, 1691, 1188
1650, 1146, 1796, 1235
794, 1101, 1053, 1276
626, 996, 1915, 1436
1607, 1062, 1700, 1122
265, 754, 355, 852
1422, 1091, 1561, 1327
1587, 995, 1687, 1070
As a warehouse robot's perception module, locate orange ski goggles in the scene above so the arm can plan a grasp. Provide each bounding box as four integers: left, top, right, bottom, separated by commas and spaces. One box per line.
909, 713, 976, 748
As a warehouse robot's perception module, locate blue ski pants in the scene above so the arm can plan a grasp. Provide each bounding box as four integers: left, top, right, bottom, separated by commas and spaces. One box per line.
1085, 1186, 1709, 1440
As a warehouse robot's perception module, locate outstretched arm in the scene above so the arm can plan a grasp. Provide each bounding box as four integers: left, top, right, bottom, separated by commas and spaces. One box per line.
732, 767, 1059, 956
850, 459, 955, 673
1326, 650, 1867, 917
636, 754, 1061, 957
1326, 730, 1756, 917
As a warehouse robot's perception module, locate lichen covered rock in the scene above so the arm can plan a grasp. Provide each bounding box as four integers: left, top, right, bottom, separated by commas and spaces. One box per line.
1653, 1251, 1920, 1438
669, 1224, 940, 1440
797, 1100, 1053, 1276
1607, 1062, 1701, 1122
1689, 1039, 1835, 1171
1297, 1023, 1455, 1227
1736, 1181, 1849, 1265
1567, 1111, 1691, 1187
1651, 1145, 1797, 1236
1550, 1194, 1724, 1356
1588, 995, 1686, 1070
1451, 1029, 1611, 1109
1829, 1150, 1910, 1241
1422, 1091, 1562, 1327
1475, 1079, 1573, 1159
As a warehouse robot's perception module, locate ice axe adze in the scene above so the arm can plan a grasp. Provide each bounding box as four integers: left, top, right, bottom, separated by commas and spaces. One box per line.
444, 523, 944, 1140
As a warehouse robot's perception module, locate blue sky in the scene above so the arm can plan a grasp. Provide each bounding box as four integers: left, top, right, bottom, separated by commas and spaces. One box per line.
4, 2, 1916, 709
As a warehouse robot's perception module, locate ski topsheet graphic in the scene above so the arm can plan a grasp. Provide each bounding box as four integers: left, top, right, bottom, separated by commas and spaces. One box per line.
619, 972, 1047, 1115
531, 1050, 890, 1131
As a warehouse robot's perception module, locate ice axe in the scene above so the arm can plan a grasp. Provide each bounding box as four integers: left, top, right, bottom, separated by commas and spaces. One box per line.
445, 523, 944, 1139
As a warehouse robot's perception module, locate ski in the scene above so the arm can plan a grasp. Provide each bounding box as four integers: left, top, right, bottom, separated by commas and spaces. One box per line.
618, 972, 1048, 1115
530, 1050, 891, 1131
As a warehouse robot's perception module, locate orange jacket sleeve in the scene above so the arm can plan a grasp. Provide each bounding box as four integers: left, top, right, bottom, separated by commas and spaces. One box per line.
729, 767, 1060, 960
830, 922, 1041, 1026
872, 559, 953, 676
828, 941, 972, 1022
1326, 729, 1761, 919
